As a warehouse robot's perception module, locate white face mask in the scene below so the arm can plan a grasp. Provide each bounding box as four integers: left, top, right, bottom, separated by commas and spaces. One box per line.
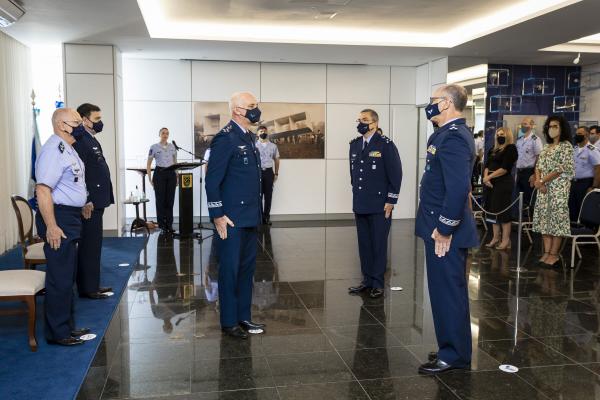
548, 127, 560, 139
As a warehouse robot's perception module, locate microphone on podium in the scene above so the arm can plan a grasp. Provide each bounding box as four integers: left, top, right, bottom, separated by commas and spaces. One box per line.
172, 140, 180, 150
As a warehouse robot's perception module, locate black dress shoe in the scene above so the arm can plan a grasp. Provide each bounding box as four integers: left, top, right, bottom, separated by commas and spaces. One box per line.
222, 326, 248, 339
369, 288, 384, 298
348, 284, 369, 294
418, 359, 469, 375
99, 287, 113, 293
81, 292, 110, 299
239, 320, 266, 332
47, 337, 85, 346
71, 328, 91, 337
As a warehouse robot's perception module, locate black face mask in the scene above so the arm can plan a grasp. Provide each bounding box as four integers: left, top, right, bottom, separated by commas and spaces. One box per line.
497, 136, 506, 145
244, 107, 261, 124
92, 120, 104, 133
70, 124, 85, 139
575, 134, 585, 144
357, 122, 370, 135
259, 133, 268, 140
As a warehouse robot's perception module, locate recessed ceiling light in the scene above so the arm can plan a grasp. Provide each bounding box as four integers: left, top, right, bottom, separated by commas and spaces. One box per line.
138, 0, 581, 48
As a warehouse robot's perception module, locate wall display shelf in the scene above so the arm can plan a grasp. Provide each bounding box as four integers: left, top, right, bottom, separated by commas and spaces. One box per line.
487, 69, 510, 87
522, 77, 555, 96
490, 95, 522, 113
553, 95, 584, 113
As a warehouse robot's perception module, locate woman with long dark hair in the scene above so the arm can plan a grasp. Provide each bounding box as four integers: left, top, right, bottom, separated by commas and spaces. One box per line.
532, 115, 574, 267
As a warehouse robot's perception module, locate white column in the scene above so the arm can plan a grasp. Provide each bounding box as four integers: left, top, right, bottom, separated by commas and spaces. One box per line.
63, 44, 125, 233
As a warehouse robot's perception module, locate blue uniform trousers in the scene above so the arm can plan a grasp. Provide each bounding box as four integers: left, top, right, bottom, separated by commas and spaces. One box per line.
217, 226, 257, 327
355, 212, 391, 289
569, 178, 593, 222
77, 208, 104, 294
153, 167, 177, 229
424, 241, 472, 367
516, 168, 535, 208
35, 205, 82, 340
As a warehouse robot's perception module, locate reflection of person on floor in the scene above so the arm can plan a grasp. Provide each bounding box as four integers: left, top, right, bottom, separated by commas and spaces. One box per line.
253, 226, 279, 310
149, 232, 188, 334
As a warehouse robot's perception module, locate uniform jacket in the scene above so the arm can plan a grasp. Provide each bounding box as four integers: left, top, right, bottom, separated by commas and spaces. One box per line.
73, 131, 114, 209
349, 132, 403, 214
415, 118, 478, 248
205, 120, 262, 228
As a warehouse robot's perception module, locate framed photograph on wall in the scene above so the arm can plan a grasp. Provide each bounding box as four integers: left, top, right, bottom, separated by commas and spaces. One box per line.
194, 102, 326, 159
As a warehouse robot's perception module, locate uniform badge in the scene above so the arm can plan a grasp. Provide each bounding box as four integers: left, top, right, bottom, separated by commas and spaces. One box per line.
238, 145, 247, 150
449, 124, 458, 131
58, 142, 65, 153
427, 145, 437, 155
368, 151, 382, 158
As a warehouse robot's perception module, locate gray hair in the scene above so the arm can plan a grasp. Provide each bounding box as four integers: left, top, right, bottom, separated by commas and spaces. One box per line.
228, 91, 257, 114
360, 109, 379, 123
441, 84, 468, 112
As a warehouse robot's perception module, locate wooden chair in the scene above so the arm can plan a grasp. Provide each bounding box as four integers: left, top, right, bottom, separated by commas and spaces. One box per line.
10, 195, 46, 269
0, 270, 45, 351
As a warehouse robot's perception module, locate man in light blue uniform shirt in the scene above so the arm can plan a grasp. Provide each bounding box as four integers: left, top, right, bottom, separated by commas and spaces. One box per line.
515, 117, 543, 206
569, 126, 600, 220
256, 125, 280, 225
35, 108, 91, 346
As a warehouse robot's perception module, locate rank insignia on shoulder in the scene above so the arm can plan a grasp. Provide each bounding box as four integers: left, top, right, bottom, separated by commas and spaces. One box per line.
58, 142, 65, 153
427, 145, 437, 155
588, 144, 596, 150
222, 124, 232, 133
532, 135, 538, 140
368, 151, 382, 158
449, 124, 458, 131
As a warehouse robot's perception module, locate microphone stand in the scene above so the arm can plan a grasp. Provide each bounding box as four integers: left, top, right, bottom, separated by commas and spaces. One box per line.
172, 142, 213, 242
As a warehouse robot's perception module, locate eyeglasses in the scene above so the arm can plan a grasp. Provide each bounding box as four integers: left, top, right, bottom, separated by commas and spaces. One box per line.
429, 96, 447, 103
356, 119, 374, 124
64, 121, 82, 128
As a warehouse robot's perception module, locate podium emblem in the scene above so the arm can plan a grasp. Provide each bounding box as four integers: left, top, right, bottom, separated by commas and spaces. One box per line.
181, 173, 193, 189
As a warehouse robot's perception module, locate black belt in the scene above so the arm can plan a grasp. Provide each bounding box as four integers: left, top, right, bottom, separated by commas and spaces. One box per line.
572, 177, 593, 183
261, 167, 273, 171
155, 166, 173, 172
54, 204, 82, 212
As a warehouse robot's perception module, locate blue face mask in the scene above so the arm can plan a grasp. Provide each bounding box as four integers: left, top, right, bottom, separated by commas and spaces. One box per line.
70, 124, 85, 139
357, 122, 370, 135
518, 127, 528, 138
425, 102, 442, 120
244, 107, 262, 124
92, 120, 103, 133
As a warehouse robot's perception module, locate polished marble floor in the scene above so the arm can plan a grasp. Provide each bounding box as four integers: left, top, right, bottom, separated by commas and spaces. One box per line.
78, 220, 600, 400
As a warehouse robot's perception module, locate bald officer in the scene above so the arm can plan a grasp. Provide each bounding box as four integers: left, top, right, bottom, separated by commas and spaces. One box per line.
416, 84, 478, 374
35, 108, 91, 346
205, 91, 265, 339
569, 126, 600, 221
515, 117, 543, 206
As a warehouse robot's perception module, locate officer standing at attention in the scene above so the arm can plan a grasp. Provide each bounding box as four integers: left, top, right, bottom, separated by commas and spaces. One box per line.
205, 91, 265, 339
347, 110, 402, 299
256, 125, 280, 225
569, 126, 600, 220
515, 117, 543, 206
72, 103, 114, 299
147, 127, 178, 233
589, 125, 599, 145
35, 108, 92, 346
415, 84, 478, 374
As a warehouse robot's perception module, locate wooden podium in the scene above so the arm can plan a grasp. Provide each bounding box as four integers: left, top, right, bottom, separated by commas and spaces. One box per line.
165, 162, 204, 238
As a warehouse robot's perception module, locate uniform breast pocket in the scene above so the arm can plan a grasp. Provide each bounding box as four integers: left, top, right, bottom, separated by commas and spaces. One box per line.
236, 149, 250, 166
368, 156, 382, 171
70, 162, 83, 182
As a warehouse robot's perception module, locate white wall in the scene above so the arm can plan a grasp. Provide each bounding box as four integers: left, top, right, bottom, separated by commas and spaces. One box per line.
63, 44, 125, 232
123, 60, 426, 220
581, 63, 600, 124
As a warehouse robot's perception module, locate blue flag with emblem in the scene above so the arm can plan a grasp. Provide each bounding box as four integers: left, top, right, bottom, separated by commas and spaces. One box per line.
27, 104, 41, 210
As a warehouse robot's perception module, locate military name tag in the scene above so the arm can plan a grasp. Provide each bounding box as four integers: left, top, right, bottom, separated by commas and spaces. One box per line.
368, 151, 382, 158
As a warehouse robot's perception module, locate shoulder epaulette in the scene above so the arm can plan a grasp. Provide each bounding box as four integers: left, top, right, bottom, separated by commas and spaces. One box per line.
350, 136, 361, 144
58, 142, 65, 153
449, 124, 458, 131
220, 124, 233, 134
588, 144, 596, 150
532, 135, 538, 140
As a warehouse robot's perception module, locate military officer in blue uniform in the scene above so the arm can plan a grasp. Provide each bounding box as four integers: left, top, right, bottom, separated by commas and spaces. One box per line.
348, 109, 402, 299
205, 91, 265, 339
72, 103, 114, 299
35, 108, 92, 346
569, 126, 600, 221
415, 84, 478, 374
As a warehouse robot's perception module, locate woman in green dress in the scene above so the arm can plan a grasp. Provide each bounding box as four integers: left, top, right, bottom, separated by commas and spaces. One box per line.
532, 115, 574, 267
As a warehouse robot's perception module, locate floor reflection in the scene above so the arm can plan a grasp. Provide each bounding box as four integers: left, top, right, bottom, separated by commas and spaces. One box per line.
77, 220, 600, 400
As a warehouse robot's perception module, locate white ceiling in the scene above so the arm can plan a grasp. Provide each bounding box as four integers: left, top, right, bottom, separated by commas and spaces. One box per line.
2, 0, 600, 68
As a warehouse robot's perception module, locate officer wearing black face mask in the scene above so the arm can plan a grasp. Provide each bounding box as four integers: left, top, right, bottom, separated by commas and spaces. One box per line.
568, 126, 600, 221
72, 103, 114, 299
348, 109, 402, 299
205, 91, 265, 339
